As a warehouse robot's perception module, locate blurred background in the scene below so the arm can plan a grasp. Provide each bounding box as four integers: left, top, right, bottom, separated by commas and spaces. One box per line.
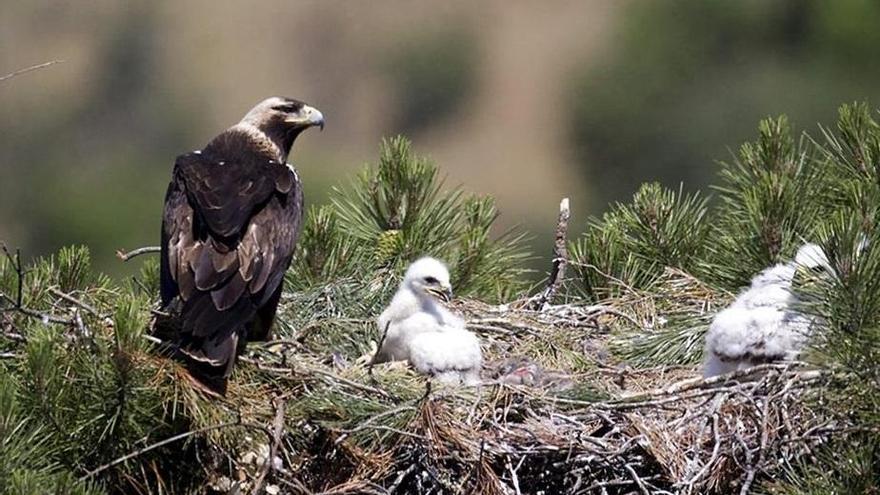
2, 0, 879, 277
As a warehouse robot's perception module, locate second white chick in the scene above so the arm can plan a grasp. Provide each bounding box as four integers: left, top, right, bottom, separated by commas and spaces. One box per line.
374, 257, 482, 385
702, 243, 829, 378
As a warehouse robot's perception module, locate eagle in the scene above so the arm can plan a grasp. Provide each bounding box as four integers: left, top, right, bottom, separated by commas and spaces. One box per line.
373, 257, 482, 385
158, 97, 324, 393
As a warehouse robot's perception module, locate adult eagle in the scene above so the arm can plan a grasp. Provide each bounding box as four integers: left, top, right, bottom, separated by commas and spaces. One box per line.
159, 97, 323, 393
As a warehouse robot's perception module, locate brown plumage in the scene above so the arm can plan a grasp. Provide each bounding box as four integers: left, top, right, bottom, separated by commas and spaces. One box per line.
158, 97, 323, 394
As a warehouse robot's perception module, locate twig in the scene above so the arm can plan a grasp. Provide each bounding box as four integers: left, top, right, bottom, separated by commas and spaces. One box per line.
243, 358, 395, 401
116, 246, 161, 262
682, 396, 725, 488
740, 393, 772, 495
624, 463, 651, 495
0, 59, 63, 82
251, 397, 286, 495
386, 464, 416, 494
79, 421, 271, 481
625, 362, 817, 400
1, 331, 25, 342
368, 321, 391, 382
335, 405, 417, 445
49, 288, 104, 318
0, 300, 73, 325
568, 260, 637, 294
505, 455, 522, 495
1, 245, 23, 307
0, 245, 73, 326
531, 198, 570, 310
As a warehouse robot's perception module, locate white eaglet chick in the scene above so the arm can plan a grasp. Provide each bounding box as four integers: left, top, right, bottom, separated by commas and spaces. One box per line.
373, 257, 482, 385
702, 243, 830, 378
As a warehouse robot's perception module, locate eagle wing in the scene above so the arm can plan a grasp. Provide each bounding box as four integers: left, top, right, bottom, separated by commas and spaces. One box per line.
159, 152, 302, 371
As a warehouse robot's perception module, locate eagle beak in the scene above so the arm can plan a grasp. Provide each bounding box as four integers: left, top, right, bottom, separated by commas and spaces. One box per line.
287, 104, 325, 130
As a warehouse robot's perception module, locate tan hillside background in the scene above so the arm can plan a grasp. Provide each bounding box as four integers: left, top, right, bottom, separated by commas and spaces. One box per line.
2, 1, 879, 274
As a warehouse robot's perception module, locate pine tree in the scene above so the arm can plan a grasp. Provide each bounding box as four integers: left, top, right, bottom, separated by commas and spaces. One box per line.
569, 182, 710, 300
2, 108, 880, 492
761, 103, 880, 492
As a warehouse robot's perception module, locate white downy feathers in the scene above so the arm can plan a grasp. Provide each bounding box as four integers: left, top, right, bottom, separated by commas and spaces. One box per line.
702, 243, 829, 378
374, 257, 482, 385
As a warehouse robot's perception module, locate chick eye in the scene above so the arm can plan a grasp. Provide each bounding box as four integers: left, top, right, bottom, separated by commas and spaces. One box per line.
424, 276, 438, 284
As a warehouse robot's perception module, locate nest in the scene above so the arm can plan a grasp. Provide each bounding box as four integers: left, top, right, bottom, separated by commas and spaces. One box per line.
0, 245, 844, 494
215, 295, 840, 495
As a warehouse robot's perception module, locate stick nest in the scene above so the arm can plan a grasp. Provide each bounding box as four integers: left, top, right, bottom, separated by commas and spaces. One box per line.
212, 284, 841, 495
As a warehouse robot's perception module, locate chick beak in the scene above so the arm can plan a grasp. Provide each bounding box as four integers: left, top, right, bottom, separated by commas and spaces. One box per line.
426, 285, 453, 303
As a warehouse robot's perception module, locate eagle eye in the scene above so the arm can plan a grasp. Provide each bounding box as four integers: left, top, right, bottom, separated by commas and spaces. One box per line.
424, 276, 439, 284
273, 104, 299, 113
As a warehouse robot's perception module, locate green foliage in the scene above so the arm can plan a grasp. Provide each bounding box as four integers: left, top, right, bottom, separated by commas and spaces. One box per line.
570, 182, 709, 300
0, 373, 101, 495
757, 106, 880, 491
56, 246, 103, 293
297, 136, 530, 303
761, 437, 880, 495
136, 257, 161, 298
568, 0, 880, 208
0, 246, 213, 494
6, 111, 880, 491
615, 315, 710, 367
290, 386, 419, 450
333, 136, 465, 262
451, 197, 531, 301
706, 116, 824, 289
805, 105, 880, 403
599, 105, 880, 382
817, 102, 880, 229
293, 205, 365, 288
606, 264, 730, 368
383, 27, 478, 134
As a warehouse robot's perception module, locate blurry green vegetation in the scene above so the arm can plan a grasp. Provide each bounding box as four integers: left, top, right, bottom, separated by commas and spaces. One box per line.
569, 0, 880, 209
0, 4, 198, 276
382, 27, 479, 135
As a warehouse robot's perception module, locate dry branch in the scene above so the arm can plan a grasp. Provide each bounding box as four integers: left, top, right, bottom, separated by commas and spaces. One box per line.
0, 59, 63, 82
116, 246, 161, 262
0, 245, 74, 326
80, 421, 273, 481
251, 397, 287, 495
531, 198, 571, 310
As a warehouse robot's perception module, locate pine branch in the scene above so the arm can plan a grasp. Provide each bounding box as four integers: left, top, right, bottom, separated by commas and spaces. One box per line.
79, 421, 273, 481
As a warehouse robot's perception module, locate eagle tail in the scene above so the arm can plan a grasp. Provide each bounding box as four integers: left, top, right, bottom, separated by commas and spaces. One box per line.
177, 332, 239, 395
151, 307, 238, 396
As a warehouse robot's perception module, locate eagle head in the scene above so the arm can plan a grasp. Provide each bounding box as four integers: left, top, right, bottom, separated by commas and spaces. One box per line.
404, 257, 454, 303
238, 96, 324, 159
